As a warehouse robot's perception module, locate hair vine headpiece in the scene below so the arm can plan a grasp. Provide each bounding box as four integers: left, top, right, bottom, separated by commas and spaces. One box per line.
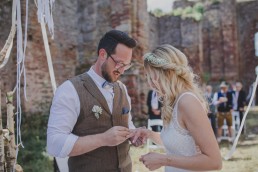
144, 53, 168, 65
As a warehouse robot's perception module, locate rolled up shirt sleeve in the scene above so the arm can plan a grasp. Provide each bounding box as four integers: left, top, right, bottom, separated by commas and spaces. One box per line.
47, 81, 80, 158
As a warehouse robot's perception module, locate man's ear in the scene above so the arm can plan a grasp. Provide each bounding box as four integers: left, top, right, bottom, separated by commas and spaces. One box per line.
99, 48, 107, 59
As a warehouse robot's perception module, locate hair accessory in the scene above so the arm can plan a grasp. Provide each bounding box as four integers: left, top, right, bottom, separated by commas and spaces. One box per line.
144, 53, 167, 65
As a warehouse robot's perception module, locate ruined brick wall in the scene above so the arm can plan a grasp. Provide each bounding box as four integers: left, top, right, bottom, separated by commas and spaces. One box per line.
22, 1, 79, 112
202, 0, 239, 86
180, 18, 202, 74
124, 0, 149, 123
157, 16, 202, 75
0, 1, 80, 113
148, 14, 159, 51
0, 0, 149, 121
237, 0, 258, 90
158, 16, 181, 48
220, 0, 239, 82
202, 3, 223, 81
1, 0, 258, 120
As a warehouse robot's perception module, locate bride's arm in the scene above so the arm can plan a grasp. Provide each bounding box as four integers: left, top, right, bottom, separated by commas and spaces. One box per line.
148, 130, 163, 145
165, 95, 222, 170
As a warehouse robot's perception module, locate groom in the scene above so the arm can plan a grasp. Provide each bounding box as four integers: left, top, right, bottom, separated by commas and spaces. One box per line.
47, 30, 145, 172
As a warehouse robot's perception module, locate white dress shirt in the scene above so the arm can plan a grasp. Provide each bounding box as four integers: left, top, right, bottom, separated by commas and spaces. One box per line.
233, 91, 239, 110
151, 91, 159, 109
47, 67, 135, 158
213, 90, 225, 106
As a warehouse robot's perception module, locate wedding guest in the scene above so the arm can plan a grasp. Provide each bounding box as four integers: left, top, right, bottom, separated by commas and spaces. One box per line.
213, 81, 233, 143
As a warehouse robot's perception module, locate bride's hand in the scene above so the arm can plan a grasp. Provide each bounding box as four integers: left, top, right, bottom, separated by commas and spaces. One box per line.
129, 127, 150, 146
140, 152, 164, 171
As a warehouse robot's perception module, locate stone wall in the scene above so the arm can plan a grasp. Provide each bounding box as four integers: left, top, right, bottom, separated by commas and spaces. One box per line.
1, 0, 258, 120
0, 0, 150, 121
202, 0, 239, 84
158, 15, 202, 74
237, 0, 258, 90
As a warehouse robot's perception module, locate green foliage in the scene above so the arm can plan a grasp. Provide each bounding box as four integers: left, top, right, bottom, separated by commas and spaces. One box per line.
150, 1, 205, 21
17, 114, 53, 172
150, 8, 165, 17
193, 2, 204, 14
171, 2, 204, 21
170, 7, 183, 16
150, 0, 222, 21
211, 0, 222, 5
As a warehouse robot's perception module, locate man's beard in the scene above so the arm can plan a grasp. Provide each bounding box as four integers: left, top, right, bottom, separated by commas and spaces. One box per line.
101, 62, 119, 82
102, 69, 113, 82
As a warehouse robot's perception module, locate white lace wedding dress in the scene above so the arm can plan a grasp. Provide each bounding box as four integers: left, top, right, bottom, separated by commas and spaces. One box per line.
160, 92, 201, 172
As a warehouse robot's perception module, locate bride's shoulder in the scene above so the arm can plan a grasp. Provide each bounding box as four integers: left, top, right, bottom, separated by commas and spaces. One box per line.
177, 92, 201, 109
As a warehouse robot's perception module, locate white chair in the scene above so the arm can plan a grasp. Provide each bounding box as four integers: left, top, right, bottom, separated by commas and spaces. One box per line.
146, 119, 164, 151
232, 111, 240, 132
221, 120, 234, 141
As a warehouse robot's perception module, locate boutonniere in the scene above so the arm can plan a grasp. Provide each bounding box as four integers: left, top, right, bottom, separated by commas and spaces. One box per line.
92, 105, 103, 119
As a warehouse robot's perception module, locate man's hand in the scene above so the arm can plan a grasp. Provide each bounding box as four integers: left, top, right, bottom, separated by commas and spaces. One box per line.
219, 97, 228, 103
102, 126, 132, 146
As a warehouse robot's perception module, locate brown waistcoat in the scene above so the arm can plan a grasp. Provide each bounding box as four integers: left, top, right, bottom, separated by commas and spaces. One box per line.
68, 73, 132, 172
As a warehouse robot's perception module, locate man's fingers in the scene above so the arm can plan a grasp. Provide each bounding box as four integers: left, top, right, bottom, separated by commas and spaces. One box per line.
113, 126, 130, 131
127, 132, 135, 138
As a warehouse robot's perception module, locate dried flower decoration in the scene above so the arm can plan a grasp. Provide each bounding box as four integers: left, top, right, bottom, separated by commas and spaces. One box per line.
92, 105, 103, 119
144, 53, 168, 65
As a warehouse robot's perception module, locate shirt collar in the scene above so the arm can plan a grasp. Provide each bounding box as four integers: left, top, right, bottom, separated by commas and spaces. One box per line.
87, 67, 114, 89
87, 67, 107, 88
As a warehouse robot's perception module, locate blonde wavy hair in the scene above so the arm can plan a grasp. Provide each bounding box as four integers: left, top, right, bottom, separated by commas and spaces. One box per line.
144, 44, 208, 126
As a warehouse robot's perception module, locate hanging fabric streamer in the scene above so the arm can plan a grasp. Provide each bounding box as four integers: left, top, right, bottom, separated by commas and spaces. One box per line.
12, 0, 30, 170
224, 74, 258, 160
36, 0, 55, 38
36, 0, 62, 170
40, 22, 57, 92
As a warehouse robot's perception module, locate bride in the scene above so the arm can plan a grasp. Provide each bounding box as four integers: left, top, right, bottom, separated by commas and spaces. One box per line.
132, 44, 222, 172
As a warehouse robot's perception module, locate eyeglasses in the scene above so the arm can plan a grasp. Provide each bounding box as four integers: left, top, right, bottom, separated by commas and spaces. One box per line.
107, 53, 132, 70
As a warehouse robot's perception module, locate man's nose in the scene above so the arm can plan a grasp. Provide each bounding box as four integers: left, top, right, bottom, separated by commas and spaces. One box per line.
117, 67, 125, 74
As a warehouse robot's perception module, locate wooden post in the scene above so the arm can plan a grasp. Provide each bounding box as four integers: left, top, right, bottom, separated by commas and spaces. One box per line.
0, 89, 5, 172
5, 92, 16, 172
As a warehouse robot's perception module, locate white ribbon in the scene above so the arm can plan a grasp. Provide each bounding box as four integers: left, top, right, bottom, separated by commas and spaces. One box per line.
40, 22, 57, 92
36, 0, 55, 39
